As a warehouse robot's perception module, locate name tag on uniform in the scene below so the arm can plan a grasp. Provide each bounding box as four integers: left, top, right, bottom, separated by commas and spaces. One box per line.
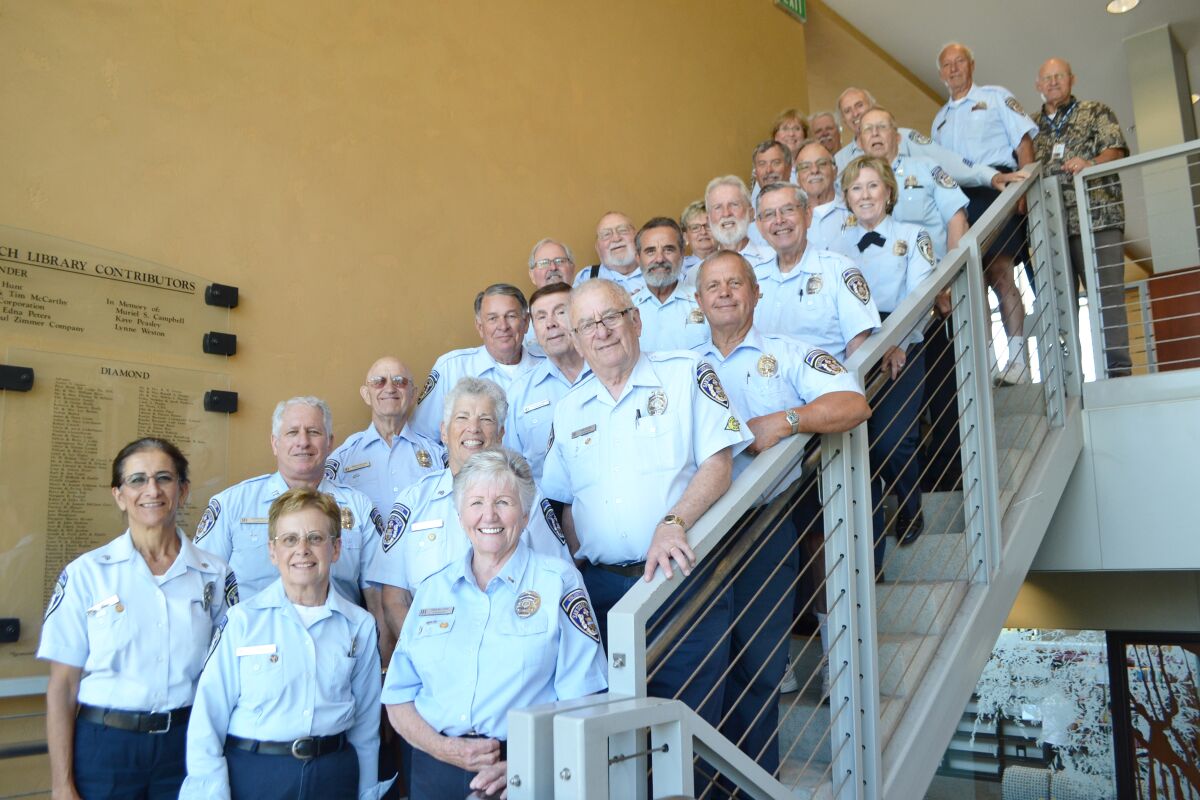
571, 424, 597, 439
412, 519, 443, 532
419, 607, 454, 616
87, 595, 120, 615
523, 399, 550, 413
240, 517, 268, 524
344, 461, 370, 473
1052, 143, 1066, 159
236, 644, 277, 657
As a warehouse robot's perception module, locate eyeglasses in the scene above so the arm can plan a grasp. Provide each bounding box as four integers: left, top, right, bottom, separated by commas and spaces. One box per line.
532, 257, 573, 270
860, 123, 894, 135
272, 531, 335, 549
532, 307, 570, 324
122, 472, 179, 489
796, 158, 834, 172
686, 223, 710, 235
758, 204, 802, 223
574, 307, 634, 336
1038, 72, 1070, 84
597, 225, 635, 242
365, 375, 412, 389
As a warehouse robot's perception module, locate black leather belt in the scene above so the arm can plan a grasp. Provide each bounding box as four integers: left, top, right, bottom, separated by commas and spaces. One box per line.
592, 560, 647, 578
77, 703, 190, 734
226, 732, 347, 760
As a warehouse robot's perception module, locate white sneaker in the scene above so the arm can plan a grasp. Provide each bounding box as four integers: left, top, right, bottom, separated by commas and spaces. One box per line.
780, 660, 799, 693
994, 357, 1030, 386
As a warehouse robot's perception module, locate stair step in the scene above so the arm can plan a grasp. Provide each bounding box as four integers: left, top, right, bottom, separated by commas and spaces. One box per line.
878, 633, 939, 697
876, 580, 967, 636
884, 530, 974, 582
992, 381, 1045, 415
993, 411, 1046, 452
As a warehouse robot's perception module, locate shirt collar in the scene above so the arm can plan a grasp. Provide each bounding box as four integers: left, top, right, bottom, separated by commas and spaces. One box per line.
252, 576, 349, 623
585, 353, 660, 407
693, 326, 765, 364
452, 538, 531, 595
99, 528, 213, 575
634, 281, 691, 308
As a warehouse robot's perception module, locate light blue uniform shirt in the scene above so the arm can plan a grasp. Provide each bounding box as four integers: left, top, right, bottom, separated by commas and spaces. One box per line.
181, 579, 381, 800
807, 198, 852, 251
325, 423, 446, 517
503, 359, 590, 481
382, 540, 607, 739
739, 237, 776, 271
824, 216, 936, 346
367, 467, 570, 593
541, 351, 752, 565
572, 264, 647, 297
835, 128, 999, 188
634, 282, 710, 353
932, 84, 1038, 170
753, 246, 880, 362
890, 154, 969, 259
195, 473, 381, 605
693, 327, 864, 484
410, 346, 545, 442
38, 530, 235, 712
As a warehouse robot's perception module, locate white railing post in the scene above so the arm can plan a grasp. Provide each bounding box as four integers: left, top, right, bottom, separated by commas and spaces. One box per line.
823, 425, 880, 799
1027, 174, 1075, 420
1075, 168, 1114, 381
951, 251, 1003, 581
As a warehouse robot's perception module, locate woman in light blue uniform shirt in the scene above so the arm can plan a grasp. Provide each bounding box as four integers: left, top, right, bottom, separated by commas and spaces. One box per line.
39, 438, 235, 800
383, 449, 606, 800
182, 488, 383, 800
829, 156, 936, 560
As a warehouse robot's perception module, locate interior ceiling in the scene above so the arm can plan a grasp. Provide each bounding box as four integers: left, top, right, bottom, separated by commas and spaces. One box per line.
822, 0, 1200, 151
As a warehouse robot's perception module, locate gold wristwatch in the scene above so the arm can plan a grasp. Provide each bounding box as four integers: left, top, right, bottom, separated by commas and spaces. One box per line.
785, 408, 801, 436
661, 514, 686, 530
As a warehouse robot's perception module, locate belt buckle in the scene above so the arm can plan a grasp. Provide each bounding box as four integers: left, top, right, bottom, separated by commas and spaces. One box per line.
147, 712, 171, 735
291, 737, 316, 760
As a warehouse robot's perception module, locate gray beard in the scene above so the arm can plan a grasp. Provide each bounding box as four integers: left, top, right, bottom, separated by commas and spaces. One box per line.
711, 217, 750, 249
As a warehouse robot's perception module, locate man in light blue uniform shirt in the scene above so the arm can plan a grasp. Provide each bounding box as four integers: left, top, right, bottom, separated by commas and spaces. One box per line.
572, 211, 646, 297
692, 251, 869, 775
541, 278, 752, 729
523, 238, 577, 356
505, 283, 589, 482
933, 42, 1037, 382
194, 397, 388, 648
326, 356, 445, 518
680, 200, 718, 284
748, 139, 793, 225
410, 283, 544, 441
706, 175, 775, 271
632, 216, 710, 352
795, 140, 854, 250
755, 181, 880, 362
371, 377, 569, 643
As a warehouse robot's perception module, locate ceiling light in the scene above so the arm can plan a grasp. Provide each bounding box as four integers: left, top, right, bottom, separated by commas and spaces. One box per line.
1106, 0, 1139, 13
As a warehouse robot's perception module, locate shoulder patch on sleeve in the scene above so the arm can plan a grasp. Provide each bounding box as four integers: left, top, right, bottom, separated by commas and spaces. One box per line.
1004, 95, 1026, 117
203, 614, 229, 669
44, 569, 67, 620
805, 348, 848, 376
440, 450, 450, 468
417, 371, 439, 404
223, 568, 238, 606
540, 498, 566, 545
695, 361, 730, 409
323, 460, 338, 483
560, 588, 601, 643
907, 130, 932, 145
195, 499, 220, 542
917, 230, 935, 266
383, 503, 411, 552
841, 267, 872, 305
369, 507, 384, 536
931, 165, 958, 189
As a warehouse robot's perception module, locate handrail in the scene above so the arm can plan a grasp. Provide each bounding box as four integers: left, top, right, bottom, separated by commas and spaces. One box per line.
1075, 137, 1200, 178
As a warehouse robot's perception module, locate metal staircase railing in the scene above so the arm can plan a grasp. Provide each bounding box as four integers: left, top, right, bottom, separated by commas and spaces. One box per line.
507, 165, 1086, 800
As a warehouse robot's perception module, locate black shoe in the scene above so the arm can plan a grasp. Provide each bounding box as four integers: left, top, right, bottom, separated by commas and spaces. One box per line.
897, 509, 924, 545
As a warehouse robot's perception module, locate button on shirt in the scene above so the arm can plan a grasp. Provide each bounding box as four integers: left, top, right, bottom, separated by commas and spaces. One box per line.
835, 128, 999, 188
572, 264, 647, 297
326, 423, 446, 517
181, 579, 381, 800
410, 346, 545, 442
367, 468, 570, 593
694, 327, 864, 483
634, 282, 711, 353
825, 216, 936, 345
891, 154, 969, 259
540, 352, 752, 565
195, 473, 381, 604
381, 540, 607, 740
932, 84, 1038, 170
753, 246, 880, 362
38, 530, 234, 712
504, 359, 590, 481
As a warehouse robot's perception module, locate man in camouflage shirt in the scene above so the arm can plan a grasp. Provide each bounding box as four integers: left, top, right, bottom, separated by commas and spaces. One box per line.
1033, 57, 1131, 376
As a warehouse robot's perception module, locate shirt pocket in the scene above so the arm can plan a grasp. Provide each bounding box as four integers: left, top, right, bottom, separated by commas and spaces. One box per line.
409, 615, 455, 674
494, 613, 553, 684
84, 604, 133, 673
632, 412, 685, 474
237, 650, 284, 710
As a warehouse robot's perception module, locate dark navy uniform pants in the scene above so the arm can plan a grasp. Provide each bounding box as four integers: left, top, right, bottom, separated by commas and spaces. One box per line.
73, 715, 187, 800
408, 740, 506, 800
225, 740, 358, 800
868, 344, 926, 560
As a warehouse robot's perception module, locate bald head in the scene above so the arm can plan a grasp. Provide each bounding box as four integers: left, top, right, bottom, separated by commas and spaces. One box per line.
360, 355, 416, 426
1036, 57, 1075, 109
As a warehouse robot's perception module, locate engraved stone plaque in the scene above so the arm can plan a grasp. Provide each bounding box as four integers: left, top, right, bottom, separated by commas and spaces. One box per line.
0, 349, 229, 680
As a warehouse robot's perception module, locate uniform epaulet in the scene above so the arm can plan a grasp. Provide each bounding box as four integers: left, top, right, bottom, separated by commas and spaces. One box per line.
647, 350, 699, 363
231, 472, 274, 490
435, 346, 485, 365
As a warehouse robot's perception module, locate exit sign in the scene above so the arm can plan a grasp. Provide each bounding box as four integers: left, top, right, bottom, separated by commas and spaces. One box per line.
776, 0, 806, 22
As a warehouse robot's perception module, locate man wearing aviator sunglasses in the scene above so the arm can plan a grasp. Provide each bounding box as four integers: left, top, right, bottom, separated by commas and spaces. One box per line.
326, 356, 446, 520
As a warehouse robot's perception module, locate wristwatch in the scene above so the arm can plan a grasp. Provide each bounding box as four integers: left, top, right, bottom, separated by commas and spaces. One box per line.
661, 514, 686, 530
785, 408, 801, 436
